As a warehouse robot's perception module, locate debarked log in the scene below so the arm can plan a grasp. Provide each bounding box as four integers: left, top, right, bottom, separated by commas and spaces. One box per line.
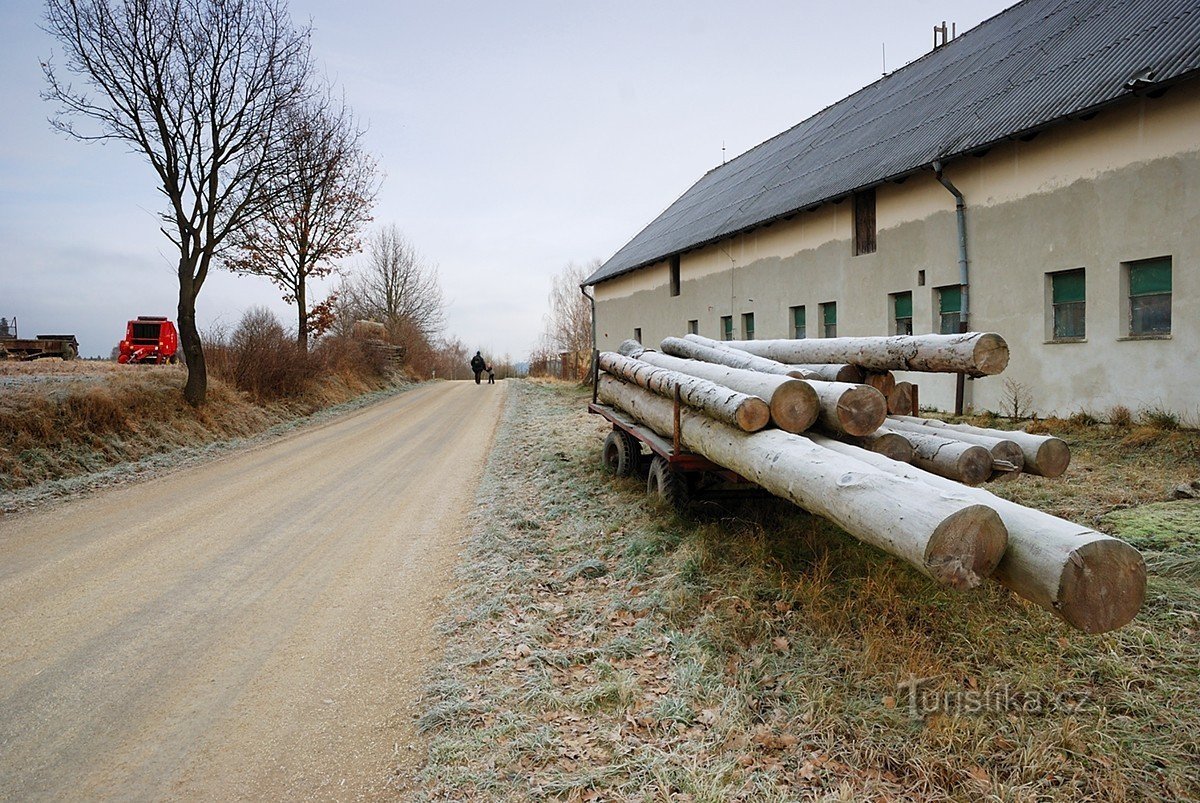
598, 352, 770, 432
720, 332, 1010, 377
806, 434, 1145, 633
598, 376, 1008, 589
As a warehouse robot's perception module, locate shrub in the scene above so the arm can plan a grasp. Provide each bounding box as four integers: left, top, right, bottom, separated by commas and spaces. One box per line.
1068, 410, 1100, 427
206, 307, 313, 401
1108, 405, 1133, 428
1140, 406, 1180, 431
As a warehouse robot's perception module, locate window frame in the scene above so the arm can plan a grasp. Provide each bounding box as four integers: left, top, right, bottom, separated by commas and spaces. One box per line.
686, 319, 698, 335
820, 302, 837, 338
741, 312, 755, 340
720, 315, 733, 341
669, 255, 681, 297
937, 285, 962, 335
1124, 257, 1172, 337
890, 291, 913, 336
853, 189, 876, 256
789, 305, 806, 339
1047, 268, 1086, 341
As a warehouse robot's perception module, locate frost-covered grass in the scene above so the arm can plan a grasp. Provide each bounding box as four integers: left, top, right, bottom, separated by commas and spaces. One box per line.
416, 379, 1200, 801
0, 362, 415, 496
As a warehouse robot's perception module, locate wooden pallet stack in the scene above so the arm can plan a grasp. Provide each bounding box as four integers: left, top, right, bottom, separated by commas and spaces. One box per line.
596, 332, 1146, 635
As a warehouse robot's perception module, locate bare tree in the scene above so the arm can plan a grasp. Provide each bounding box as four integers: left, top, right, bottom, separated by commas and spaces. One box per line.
43, 0, 311, 405
536, 259, 596, 379
224, 88, 380, 351
339, 225, 445, 344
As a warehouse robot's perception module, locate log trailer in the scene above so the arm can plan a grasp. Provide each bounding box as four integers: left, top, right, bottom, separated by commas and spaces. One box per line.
117, 316, 179, 364
0, 317, 79, 361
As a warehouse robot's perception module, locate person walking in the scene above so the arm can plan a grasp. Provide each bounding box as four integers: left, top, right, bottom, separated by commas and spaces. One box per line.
486, 365, 495, 384
470, 351, 486, 384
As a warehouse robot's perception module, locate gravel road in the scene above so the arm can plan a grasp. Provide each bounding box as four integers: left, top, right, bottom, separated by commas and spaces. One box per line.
0, 379, 508, 801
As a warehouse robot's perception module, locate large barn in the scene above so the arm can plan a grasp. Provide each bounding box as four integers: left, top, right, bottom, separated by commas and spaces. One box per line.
585, 0, 1200, 417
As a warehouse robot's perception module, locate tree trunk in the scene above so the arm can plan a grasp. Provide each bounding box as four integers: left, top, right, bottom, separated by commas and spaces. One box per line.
667, 335, 804, 377
807, 380, 888, 437
790, 363, 865, 383
886, 381, 915, 415
864, 371, 896, 397
296, 274, 308, 352
852, 429, 914, 463
177, 280, 206, 407
721, 332, 1010, 377
599, 352, 770, 432
888, 415, 1070, 478
625, 347, 820, 433
871, 425, 994, 486
598, 376, 1007, 589
885, 417, 1025, 481
807, 434, 1145, 633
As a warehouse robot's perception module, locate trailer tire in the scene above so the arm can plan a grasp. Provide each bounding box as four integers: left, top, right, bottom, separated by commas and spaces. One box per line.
648, 456, 691, 512
602, 430, 639, 477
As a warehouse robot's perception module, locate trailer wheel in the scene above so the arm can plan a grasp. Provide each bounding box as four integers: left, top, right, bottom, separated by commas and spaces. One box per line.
648, 456, 691, 511
602, 430, 639, 477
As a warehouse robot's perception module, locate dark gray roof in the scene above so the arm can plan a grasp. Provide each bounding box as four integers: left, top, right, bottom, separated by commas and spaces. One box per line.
586, 0, 1200, 286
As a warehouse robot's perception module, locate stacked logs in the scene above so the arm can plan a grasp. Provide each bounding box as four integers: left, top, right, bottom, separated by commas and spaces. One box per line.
595, 331, 1145, 634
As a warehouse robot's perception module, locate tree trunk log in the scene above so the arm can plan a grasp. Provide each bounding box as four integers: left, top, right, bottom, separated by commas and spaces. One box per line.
864, 371, 896, 397
807, 434, 1145, 633
887, 381, 915, 416
623, 348, 820, 433
852, 430, 914, 463
598, 376, 1007, 589
888, 415, 1070, 477
668, 335, 805, 377
721, 332, 1010, 377
885, 417, 1025, 481
788, 364, 865, 383
598, 352, 769, 432
872, 425, 994, 486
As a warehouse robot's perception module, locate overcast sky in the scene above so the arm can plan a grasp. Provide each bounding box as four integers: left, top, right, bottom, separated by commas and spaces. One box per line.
0, 0, 1012, 360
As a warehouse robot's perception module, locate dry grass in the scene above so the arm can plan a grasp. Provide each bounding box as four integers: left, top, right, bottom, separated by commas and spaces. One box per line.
1, 352, 404, 493
416, 380, 1200, 801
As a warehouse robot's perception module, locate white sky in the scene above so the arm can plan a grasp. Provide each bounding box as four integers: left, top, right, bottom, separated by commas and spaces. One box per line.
0, 0, 1011, 360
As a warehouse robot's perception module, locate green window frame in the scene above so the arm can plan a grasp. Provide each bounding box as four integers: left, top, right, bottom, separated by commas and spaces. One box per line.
1050, 269, 1085, 340
938, 285, 962, 334
892, 292, 913, 336
742, 312, 755, 340
721, 315, 733, 341
790, 305, 806, 339
821, 302, 837, 338
1128, 257, 1171, 336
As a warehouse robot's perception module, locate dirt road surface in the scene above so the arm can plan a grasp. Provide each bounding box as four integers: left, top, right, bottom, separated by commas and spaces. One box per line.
0, 380, 507, 801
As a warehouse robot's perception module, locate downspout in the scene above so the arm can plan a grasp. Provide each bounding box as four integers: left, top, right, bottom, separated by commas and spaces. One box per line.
581, 284, 597, 399
932, 159, 970, 414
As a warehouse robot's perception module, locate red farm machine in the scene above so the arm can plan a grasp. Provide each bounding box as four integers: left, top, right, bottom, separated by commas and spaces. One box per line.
118, 316, 180, 364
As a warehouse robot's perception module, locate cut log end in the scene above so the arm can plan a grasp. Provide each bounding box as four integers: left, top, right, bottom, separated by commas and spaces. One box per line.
836, 385, 888, 437
986, 440, 1026, 483
1033, 437, 1071, 478
868, 432, 914, 463
924, 504, 1008, 589
736, 398, 772, 432
972, 333, 1011, 376
886, 381, 915, 416
771, 380, 821, 433
1056, 539, 1146, 634
955, 445, 995, 486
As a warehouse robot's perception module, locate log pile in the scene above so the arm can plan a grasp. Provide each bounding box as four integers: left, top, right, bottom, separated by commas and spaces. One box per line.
593, 331, 1145, 633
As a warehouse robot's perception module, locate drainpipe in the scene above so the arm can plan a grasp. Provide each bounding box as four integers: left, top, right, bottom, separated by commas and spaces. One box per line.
581, 284, 598, 400
932, 159, 970, 414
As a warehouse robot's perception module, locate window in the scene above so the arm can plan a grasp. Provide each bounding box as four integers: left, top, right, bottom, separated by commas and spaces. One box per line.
720, 315, 733, 341
821, 302, 837, 338
790, 305, 806, 339
938, 285, 962, 334
669, 255, 681, 297
1126, 257, 1171, 336
917, 269, 926, 287
633, 327, 642, 343
891, 292, 913, 336
686, 319, 698, 335
741, 312, 755, 340
1049, 269, 1085, 340
854, 188, 876, 255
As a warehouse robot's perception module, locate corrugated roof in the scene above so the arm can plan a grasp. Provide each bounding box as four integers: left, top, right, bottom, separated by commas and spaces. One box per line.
585, 0, 1200, 286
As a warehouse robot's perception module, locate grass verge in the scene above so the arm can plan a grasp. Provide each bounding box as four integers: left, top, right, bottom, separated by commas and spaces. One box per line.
416, 380, 1200, 801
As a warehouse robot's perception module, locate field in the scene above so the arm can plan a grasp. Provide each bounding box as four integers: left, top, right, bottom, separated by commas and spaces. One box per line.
417, 380, 1200, 802
0, 351, 408, 497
